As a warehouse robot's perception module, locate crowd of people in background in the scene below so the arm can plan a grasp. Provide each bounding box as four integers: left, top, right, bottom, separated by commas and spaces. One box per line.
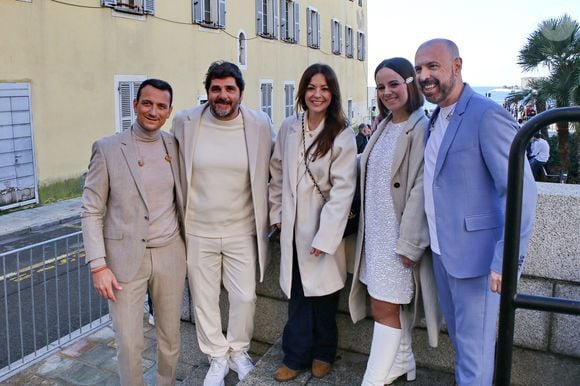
81, 38, 538, 386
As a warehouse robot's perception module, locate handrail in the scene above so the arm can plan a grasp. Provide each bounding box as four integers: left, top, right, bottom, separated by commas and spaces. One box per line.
495, 107, 580, 386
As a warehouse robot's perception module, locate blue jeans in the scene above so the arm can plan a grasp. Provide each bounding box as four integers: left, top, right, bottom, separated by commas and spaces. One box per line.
282, 253, 340, 370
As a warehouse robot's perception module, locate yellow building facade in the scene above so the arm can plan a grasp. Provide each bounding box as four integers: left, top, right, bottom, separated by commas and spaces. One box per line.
0, 0, 368, 208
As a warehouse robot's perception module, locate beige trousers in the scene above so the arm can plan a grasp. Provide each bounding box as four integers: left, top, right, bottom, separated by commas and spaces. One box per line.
186, 234, 257, 358
108, 237, 186, 386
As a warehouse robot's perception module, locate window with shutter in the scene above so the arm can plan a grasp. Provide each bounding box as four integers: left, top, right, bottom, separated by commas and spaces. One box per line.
306, 7, 319, 49
192, 0, 226, 28
115, 75, 146, 133
284, 83, 294, 118
256, 0, 278, 39
260, 82, 273, 120
102, 0, 155, 15
280, 0, 299, 44
357, 31, 366, 61
331, 19, 342, 55
345, 26, 353, 58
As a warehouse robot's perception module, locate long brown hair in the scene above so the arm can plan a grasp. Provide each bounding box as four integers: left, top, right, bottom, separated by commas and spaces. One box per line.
296, 63, 347, 160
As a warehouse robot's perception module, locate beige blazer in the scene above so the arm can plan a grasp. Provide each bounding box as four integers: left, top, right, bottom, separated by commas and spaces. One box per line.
81, 129, 184, 283
269, 113, 357, 298
348, 109, 441, 347
171, 104, 274, 282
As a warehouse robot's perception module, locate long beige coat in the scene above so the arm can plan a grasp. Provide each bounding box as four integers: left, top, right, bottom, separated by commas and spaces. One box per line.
81, 129, 184, 282
348, 109, 441, 347
269, 113, 357, 298
171, 104, 274, 282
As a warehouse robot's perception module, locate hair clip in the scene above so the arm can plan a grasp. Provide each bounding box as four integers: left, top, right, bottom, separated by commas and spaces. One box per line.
405, 76, 413, 84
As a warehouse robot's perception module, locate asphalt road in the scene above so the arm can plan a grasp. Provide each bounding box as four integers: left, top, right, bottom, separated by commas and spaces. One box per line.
0, 220, 109, 369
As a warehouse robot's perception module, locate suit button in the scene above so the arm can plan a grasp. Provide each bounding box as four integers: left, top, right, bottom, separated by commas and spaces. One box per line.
144, 216, 149, 220
394, 182, 401, 188
142, 239, 146, 242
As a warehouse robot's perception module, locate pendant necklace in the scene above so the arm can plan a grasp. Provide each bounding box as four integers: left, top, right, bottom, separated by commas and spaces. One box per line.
131, 128, 172, 167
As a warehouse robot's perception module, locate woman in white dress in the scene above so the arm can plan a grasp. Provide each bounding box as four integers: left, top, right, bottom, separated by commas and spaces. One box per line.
348, 57, 436, 385
269, 63, 357, 381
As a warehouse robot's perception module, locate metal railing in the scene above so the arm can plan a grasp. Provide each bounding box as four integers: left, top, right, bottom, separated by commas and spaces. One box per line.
0, 231, 110, 381
495, 107, 580, 385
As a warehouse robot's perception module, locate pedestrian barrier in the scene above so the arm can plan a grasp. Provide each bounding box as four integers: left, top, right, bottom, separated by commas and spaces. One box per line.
496, 107, 580, 385
0, 231, 110, 381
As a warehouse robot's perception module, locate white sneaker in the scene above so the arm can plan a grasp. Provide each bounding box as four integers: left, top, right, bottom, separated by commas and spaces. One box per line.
148, 314, 155, 326
204, 356, 229, 386
228, 351, 254, 381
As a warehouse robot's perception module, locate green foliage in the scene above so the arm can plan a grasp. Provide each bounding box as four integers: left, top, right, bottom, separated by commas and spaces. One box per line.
39, 176, 83, 204
547, 132, 579, 184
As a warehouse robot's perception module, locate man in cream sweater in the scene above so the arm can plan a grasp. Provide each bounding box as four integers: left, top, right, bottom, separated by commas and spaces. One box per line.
172, 61, 274, 386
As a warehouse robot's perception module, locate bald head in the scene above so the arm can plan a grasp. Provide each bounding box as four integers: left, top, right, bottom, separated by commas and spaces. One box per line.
414, 38, 464, 107
417, 38, 460, 58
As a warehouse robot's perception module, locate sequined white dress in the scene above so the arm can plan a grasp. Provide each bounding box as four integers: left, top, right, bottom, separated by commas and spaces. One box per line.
359, 120, 414, 304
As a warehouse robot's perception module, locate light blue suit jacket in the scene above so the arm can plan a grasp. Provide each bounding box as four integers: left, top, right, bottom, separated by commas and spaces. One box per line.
427, 84, 536, 278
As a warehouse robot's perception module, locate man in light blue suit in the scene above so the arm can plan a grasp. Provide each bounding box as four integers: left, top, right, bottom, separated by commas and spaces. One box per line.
414, 39, 536, 385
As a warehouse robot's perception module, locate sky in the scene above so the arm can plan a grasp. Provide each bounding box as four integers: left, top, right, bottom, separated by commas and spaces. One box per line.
366, 0, 580, 87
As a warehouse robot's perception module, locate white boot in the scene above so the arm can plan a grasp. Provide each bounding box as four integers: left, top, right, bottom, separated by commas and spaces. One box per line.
385, 307, 416, 384
361, 322, 401, 386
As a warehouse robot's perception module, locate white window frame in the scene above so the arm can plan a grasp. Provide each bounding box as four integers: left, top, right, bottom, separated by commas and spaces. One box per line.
280, 0, 299, 43
256, 0, 279, 39
238, 30, 247, 69
260, 80, 274, 120
114, 75, 146, 133
283, 81, 295, 118
102, 0, 155, 15
192, 0, 226, 28
345, 25, 353, 58
331, 19, 342, 55
306, 6, 320, 49
357, 30, 366, 61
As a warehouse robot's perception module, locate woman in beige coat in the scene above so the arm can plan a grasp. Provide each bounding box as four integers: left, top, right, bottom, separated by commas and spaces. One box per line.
348, 58, 440, 385
269, 64, 357, 382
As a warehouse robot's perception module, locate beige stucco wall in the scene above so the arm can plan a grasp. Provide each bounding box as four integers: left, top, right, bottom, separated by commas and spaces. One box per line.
1, 0, 367, 186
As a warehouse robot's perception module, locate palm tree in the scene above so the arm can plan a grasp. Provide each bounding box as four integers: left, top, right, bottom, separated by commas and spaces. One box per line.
517, 14, 580, 172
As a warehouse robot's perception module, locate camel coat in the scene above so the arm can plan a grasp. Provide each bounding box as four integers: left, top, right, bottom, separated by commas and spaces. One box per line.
348, 109, 441, 347
269, 113, 357, 298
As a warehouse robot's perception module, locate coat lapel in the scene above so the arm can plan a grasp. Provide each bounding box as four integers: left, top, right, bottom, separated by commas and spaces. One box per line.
120, 129, 149, 209
286, 115, 301, 195
241, 106, 259, 182
391, 109, 424, 178
433, 84, 472, 179
183, 105, 207, 191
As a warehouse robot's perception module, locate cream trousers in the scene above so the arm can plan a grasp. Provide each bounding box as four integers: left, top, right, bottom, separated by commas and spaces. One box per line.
186, 234, 257, 357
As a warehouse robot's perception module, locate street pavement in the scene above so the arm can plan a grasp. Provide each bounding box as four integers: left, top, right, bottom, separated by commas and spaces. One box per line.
0, 198, 457, 385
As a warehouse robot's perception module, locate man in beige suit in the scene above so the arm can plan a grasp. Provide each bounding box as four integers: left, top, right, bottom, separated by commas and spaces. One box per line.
82, 79, 186, 386
171, 61, 273, 386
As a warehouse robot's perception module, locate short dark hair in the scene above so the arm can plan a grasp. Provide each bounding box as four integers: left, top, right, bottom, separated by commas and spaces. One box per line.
533, 132, 542, 139
204, 61, 245, 94
374, 57, 424, 118
136, 78, 173, 106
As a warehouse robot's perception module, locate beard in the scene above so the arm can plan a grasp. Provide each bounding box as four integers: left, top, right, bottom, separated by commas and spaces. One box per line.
210, 98, 240, 120
420, 74, 456, 105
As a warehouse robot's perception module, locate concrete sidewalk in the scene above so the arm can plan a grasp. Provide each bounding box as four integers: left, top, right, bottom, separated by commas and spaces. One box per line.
0, 198, 82, 237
